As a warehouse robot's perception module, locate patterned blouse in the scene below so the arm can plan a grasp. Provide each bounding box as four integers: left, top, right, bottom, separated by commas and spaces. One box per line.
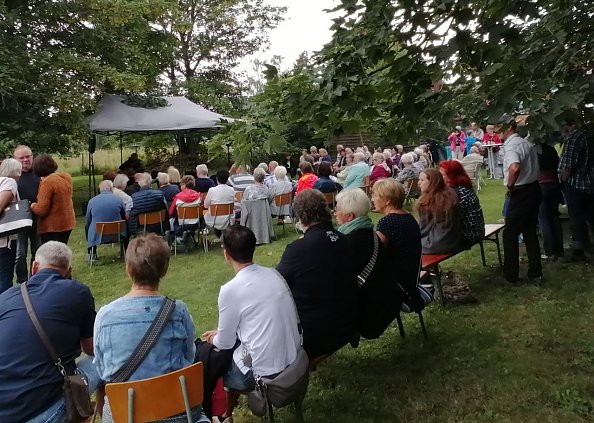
454, 185, 485, 245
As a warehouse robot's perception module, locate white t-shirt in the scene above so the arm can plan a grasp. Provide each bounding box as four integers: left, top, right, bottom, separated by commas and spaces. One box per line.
203, 184, 234, 230
0, 177, 18, 248
213, 264, 301, 376
503, 134, 539, 186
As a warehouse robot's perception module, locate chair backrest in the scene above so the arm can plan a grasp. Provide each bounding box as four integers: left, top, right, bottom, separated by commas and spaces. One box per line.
322, 192, 335, 206
274, 192, 292, 207
138, 209, 166, 226
105, 362, 204, 423
96, 220, 126, 236
234, 191, 243, 203
209, 203, 234, 216
362, 175, 370, 187
405, 178, 418, 193
177, 205, 203, 220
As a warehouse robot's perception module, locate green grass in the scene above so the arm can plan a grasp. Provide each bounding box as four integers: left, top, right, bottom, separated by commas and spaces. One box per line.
70, 175, 594, 423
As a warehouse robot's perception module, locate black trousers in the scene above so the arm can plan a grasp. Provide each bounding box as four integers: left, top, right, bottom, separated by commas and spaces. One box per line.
503, 182, 542, 281
40, 230, 72, 245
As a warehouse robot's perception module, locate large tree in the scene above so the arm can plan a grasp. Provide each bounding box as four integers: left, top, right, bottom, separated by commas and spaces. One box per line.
0, 0, 177, 156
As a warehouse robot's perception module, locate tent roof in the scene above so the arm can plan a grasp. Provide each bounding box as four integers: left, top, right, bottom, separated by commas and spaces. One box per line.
88, 94, 234, 132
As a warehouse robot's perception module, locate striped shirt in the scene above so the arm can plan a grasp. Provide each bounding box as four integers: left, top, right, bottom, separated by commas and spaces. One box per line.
228, 172, 255, 193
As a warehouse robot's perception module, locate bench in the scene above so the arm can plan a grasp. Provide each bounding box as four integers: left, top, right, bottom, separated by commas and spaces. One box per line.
422, 223, 506, 307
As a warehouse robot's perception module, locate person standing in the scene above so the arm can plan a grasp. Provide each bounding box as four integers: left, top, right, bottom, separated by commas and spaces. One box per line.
13, 145, 40, 283
558, 119, 594, 262
0, 159, 22, 294
448, 127, 466, 160
501, 119, 543, 284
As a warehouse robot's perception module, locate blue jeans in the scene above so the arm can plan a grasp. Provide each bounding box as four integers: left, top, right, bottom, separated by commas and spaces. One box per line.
223, 360, 256, 392
27, 356, 100, 423
563, 183, 594, 251
0, 241, 17, 295
538, 183, 564, 256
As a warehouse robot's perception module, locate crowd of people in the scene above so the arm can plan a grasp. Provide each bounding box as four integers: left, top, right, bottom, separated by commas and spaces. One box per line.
0, 115, 592, 422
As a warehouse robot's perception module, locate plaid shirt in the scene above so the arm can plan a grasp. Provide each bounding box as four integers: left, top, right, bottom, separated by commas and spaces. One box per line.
558, 129, 594, 194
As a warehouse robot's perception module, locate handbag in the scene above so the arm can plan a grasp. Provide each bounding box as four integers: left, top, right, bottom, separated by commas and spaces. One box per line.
21, 282, 93, 423
246, 278, 310, 417
0, 199, 32, 237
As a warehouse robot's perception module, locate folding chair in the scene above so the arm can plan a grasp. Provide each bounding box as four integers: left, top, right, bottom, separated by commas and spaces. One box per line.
471, 162, 486, 192
105, 362, 204, 423
175, 205, 208, 255
234, 191, 243, 204
395, 257, 430, 339
90, 220, 126, 268
208, 203, 234, 242
322, 191, 336, 211
362, 175, 371, 198
404, 178, 419, 203
273, 192, 293, 235
138, 209, 167, 237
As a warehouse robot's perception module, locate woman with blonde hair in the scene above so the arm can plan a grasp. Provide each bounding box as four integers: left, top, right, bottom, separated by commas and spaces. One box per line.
416, 168, 462, 253
167, 166, 182, 187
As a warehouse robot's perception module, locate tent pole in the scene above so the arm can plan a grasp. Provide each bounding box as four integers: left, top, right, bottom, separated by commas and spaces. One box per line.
119, 132, 123, 165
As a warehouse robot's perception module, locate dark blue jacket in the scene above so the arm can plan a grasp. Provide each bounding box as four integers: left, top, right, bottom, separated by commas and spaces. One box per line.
129, 188, 168, 234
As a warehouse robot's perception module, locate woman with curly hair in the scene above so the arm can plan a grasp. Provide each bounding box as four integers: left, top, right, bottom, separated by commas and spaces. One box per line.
416, 168, 462, 254
439, 160, 485, 247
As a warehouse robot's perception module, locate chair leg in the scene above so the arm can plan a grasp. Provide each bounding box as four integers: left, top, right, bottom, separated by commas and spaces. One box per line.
396, 313, 406, 338
418, 311, 428, 339
435, 266, 445, 307
496, 233, 503, 267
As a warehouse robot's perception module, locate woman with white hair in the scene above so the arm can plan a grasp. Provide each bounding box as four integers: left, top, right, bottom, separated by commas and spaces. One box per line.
194, 164, 215, 195
335, 188, 398, 339
396, 153, 420, 185
112, 174, 133, 214
414, 147, 428, 169
157, 172, 180, 205
370, 152, 391, 185
343, 152, 371, 190
269, 165, 293, 220
0, 158, 22, 294
242, 167, 269, 201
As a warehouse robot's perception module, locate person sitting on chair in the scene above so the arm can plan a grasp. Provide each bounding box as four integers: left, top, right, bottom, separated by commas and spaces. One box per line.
128, 173, 169, 236
94, 233, 208, 423
242, 168, 270, 201
313, 162, 338, 193
85, 180, 127, 261
202, 226, 301, 423
395, 153, 420, 185
204, 169, 235, 240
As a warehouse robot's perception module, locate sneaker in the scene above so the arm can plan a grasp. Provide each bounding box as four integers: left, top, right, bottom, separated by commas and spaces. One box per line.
212, 417, 233, 423
283, 216, 293, 224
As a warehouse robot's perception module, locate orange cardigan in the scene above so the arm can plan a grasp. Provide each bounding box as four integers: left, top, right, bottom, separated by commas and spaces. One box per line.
31, 172, 76, 234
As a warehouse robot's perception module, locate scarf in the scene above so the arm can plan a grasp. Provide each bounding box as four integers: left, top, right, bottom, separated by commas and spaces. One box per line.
337, 215, 374, 235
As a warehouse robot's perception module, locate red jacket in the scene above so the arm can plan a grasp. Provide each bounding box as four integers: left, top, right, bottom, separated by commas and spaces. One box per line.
296, 173, 318, 194
169, 188, 201, 216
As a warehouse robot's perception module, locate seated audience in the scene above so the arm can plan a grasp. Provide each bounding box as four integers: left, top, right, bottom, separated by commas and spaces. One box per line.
383, 149, 395, 174
31, 154, 76, 244
296, 161, 318, 194
128, 172, 169, 235
170, 175, 202, 217
439, 160, 485, 247
157, 172, 181, 205
242, 167, 269, 201
370, 152, 391, 185
395, 153, 420, 185
313, 161, 338, 193
460, 145, 484, 179
85, 180, 126, 260
319, 148, 332, 163
372, 178, 424, 311
414, 147, 429, 169
228, 164, 255, 193
343, 152, 371, 190
269, 165, 294, 218
202, 226, 301, 423
277, 189, 357, 356
124, 172, 142, 196
167, 165, 182, 189
416, 169, 462, 254
112, 173, 133, 214
204, 169, 235, 238
0, 242, 98, 423
265, 161, 279, 187
103, 170, 117, 181
336, 153, 354, 185
94, 233, 206, 423
335, 188, 400, 339
195, 164, 215, 195
0, 158, 21, 294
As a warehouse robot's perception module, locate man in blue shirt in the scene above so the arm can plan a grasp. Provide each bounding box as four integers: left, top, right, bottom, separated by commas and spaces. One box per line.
0, 241, 98, 423
129, 172, 169, 235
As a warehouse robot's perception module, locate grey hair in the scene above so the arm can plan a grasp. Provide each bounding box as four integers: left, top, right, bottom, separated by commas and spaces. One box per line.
257, 162, 268, 172
401, 153, 414, 166
396, 145, 403, 152
353, 152, 366, 162
156, 172, 169, 185
470, 146, 480, 154
253, 167, 266, 183
0, 158, 22, 179
274, 165, 287, 180
383, 150, 392, 159
196, 164, 208, 176
372, 152, 384, 162
414, 147, 424, 156
113, 174, 129, 190
99, 180, 113, 192
336, 188, 371, 218
35, 241, 72, 269
138, 172, 152, 188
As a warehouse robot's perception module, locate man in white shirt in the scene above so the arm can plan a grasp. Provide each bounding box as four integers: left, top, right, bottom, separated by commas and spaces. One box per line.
204, 169, 235, 238
460, 146, 485, 178
500, 118, 542, 284
203, 225, 301, 423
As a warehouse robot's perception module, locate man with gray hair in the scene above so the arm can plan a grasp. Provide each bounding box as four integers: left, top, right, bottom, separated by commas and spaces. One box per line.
129, 172, 168, 235
265, 161, 279, 187
13, 145, 41, 284
461, 145, 485, 179
0, 241, 99, 423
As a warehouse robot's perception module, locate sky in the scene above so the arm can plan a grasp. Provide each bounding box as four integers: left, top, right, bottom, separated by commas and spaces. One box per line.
239, 0, 339, 75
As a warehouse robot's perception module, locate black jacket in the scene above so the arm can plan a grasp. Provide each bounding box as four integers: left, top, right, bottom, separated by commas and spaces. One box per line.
277, 222, 357, 356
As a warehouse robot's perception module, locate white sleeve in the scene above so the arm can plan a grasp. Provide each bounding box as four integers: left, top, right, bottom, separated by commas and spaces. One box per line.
213, 285, 240, 350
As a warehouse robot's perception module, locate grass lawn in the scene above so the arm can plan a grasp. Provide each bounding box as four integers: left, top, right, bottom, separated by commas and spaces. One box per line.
70, 175, 594, 423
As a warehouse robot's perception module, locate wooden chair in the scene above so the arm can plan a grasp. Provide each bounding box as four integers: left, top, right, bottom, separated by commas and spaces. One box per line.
105, 362, 204, 423
234, 191, 243, 204
273, 192, 293, 235
91, 220, 126, 267
175, 205, 208, 255
395, 257, 429, 339
404, 178, 419, 203
138, 209, 167, 236
208, 203, 235, 236
362, 175, 371, 198
322, 192, 336, 211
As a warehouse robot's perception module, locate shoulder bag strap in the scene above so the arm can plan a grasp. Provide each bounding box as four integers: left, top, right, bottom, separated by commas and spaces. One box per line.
110, 297, 176, 383
357, 232, 380, 288
21, 282, 67, 375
